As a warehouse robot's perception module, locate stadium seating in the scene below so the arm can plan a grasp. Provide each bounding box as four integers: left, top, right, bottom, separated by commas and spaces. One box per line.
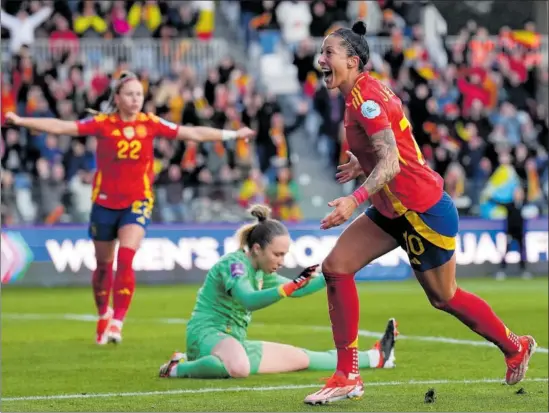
1, 0, 548, 225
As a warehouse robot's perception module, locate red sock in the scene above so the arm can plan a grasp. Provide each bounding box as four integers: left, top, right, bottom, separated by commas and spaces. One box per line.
324, 272, 360, 377
92, 261, 113, 316
113, 247, 136, 322
443, 288, 521, 356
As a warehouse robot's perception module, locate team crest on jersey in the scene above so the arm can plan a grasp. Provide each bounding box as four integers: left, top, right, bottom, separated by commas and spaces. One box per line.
230, 263, 245, 278
136, 125, 147, 138
360, 100, 381, 119
123, 126, 135, 140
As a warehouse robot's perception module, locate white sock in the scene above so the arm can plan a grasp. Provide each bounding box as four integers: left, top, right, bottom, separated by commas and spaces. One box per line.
366, 349, 380, 368
110, 319, 123, 330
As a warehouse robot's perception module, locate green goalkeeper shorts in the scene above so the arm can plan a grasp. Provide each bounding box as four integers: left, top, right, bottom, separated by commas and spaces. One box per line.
186, 324, 263, 375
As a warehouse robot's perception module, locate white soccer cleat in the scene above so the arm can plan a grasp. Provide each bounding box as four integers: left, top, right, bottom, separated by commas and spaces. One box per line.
106, 322, 123, 344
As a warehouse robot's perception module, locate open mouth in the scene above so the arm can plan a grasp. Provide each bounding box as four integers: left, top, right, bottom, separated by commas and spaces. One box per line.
321, 68, 333, 83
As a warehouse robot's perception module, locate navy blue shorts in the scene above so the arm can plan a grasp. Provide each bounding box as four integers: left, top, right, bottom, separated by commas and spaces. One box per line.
365, 192, 459, 272
89, 199, 153, 241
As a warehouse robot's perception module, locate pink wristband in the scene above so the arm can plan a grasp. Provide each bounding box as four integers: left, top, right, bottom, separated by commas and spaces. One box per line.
351, 187, 369, 206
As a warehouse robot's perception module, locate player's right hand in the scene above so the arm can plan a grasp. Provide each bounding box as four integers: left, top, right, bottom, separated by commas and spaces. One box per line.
4, 112, 21, 126
336, 151, 363, 184
280, 265, 319, 297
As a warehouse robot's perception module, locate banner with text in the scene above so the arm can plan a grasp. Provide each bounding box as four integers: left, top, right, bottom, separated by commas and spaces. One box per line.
2, 218, 547, 286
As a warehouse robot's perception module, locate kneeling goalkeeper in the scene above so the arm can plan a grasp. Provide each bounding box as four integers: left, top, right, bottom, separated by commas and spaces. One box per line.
159, 204, 398, 379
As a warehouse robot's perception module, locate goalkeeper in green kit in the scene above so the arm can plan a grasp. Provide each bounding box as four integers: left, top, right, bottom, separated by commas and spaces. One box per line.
159, 205, 398, 379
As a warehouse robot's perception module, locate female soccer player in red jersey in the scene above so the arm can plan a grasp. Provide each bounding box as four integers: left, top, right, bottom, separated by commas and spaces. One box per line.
5, 71, 255, 346
303, 22, 537, 405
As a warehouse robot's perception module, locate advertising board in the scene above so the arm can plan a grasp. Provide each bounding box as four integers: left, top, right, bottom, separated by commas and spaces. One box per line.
2, 218, 547, 287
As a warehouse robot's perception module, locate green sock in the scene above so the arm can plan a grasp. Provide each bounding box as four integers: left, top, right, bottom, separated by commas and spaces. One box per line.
303, 349, 375, 371
174, 355, 230, 379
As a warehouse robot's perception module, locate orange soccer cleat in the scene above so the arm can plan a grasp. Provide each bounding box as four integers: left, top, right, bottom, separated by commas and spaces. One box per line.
505, 335, 537, 385
304, 373, 364, 405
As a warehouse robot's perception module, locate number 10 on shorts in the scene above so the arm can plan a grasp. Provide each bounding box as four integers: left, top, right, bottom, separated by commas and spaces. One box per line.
403, 231, 424, 266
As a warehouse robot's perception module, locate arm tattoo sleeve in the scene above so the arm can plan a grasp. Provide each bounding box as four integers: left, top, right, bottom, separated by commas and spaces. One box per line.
363, 129, 401, 195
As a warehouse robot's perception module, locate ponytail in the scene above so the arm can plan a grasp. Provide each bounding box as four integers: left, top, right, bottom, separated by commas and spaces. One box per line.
236, 204, 287, 250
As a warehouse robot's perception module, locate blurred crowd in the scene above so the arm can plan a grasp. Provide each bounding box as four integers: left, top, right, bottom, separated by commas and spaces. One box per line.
231, 0, 548, 217
1, 0, 548, 226
1, 1, 307, 225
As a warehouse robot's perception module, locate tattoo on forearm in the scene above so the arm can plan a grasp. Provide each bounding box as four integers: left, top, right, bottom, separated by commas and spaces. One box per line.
363, 129, 400, 195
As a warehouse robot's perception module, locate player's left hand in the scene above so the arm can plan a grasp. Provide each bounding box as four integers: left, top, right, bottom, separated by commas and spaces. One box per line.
236, 127, 256, 141
281, 265, 319, 296
320, 196, 357, 230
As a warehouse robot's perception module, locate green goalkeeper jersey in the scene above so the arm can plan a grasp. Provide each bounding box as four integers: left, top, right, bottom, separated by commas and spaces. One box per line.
186, 250, 327, 340
188, 250, 263, 331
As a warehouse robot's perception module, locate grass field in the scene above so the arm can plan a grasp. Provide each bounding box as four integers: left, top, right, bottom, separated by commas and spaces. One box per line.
2, 277, 548, 412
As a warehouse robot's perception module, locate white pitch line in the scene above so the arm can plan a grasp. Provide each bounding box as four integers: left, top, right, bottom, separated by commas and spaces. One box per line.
3, 378, 548, 402
3, 313, 548, 354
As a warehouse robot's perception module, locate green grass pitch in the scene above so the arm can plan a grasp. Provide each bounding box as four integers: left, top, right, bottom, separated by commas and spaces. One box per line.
2, 277, 548, 412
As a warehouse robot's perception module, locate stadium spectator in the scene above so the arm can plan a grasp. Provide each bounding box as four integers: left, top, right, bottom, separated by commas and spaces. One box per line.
35, 159, 65, 224
267, 166, 303, 222
110, 1, 132, 38
169, 3, 200, 38
49, 14, 79, 58
73, 1, 108, 39
127, 0, 163, 38
0, 1, 53, 53
275, 1, 312, 49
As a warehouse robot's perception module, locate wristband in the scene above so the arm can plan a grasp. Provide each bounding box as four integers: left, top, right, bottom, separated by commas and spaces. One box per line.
222, 130, 238, 141
351, 186, 369, 206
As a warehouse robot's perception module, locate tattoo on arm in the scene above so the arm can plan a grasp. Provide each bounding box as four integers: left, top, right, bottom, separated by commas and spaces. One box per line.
363, 129, 401, 195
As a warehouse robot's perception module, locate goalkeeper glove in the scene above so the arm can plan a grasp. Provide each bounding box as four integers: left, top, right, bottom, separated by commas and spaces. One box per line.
279, 265, 319, 297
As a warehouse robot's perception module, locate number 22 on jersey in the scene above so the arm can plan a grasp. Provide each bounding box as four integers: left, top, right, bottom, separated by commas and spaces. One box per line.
117, 140, 142, 160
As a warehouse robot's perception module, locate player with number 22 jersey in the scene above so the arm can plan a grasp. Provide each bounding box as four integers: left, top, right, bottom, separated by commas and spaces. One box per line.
5, 71, 255, 348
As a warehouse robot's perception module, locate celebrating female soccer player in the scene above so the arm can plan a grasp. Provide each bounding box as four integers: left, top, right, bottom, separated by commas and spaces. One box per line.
303, 22, 537, 405
5, 71, 255, 346
159, 204, 398, 379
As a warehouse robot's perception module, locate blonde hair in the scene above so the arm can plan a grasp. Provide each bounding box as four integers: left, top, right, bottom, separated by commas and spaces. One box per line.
86, 71, 139, 115
235, 204, 288, 250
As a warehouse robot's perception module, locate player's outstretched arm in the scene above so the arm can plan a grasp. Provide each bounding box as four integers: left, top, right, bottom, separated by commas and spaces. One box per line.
176, 125, 256, 143
5, 112, 79, 136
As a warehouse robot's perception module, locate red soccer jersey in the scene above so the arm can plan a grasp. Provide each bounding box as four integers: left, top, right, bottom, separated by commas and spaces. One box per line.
344, 73, 444, 218
76, 112, 179, 209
